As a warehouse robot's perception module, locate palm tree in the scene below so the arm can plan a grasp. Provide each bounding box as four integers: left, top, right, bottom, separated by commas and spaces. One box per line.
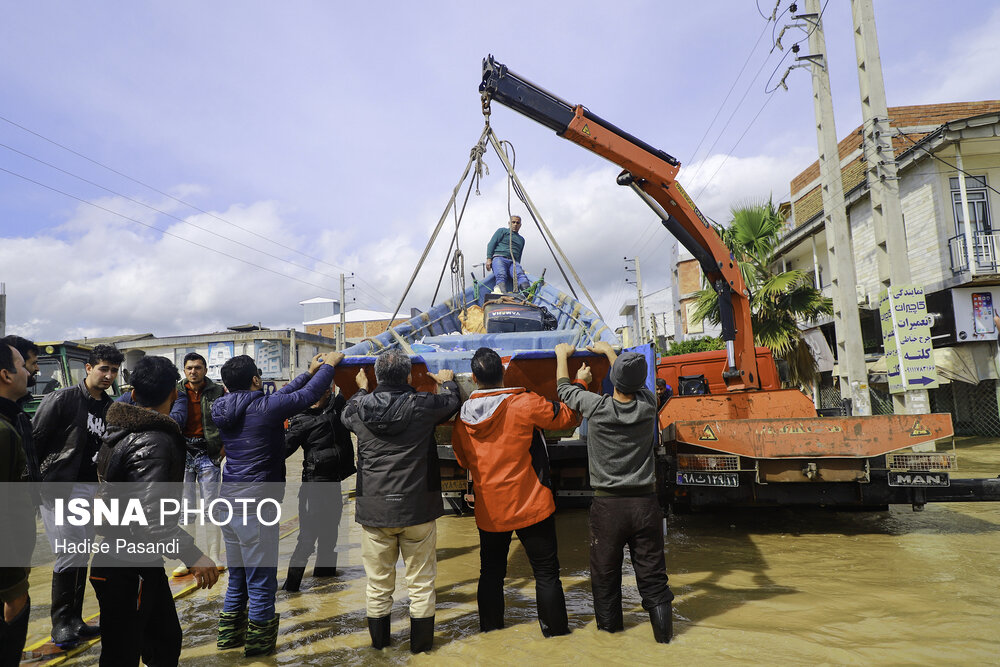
690, 198, 832, 387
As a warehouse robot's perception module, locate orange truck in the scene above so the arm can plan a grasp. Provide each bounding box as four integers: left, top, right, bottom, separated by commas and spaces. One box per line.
479, 55, 1000, 512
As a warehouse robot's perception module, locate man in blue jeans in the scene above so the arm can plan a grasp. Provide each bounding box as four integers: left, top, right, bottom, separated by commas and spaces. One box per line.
486, 215, 530, 293
172, 352, 227, 576
211, 352, 340, 657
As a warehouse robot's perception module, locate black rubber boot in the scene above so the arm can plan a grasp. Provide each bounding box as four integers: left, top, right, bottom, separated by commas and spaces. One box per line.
649, 602, 673, 644
50, 570, 80, 648
594, 604, 624, 633
537, 591, 570, 638
281, 566, 306, 592
0, 595, 30, 664
409, 616, 434, 654
311, 566, 339, 577
367, 615, 391, 649
72, 567, 100, 638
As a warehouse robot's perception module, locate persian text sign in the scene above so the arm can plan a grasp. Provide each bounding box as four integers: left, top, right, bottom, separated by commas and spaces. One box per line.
879, 285, 938, 394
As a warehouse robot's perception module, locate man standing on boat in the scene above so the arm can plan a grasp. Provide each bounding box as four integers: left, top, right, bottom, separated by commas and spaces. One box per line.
487, 215, 530, 293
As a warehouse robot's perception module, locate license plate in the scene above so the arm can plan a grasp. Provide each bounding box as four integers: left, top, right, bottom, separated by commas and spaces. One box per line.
888, 472, 950, 487
676, 472, 739, 487
441, 479, 467, 491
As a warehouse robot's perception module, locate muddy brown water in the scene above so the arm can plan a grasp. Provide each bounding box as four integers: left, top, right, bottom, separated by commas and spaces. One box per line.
22, 436, 1000, 665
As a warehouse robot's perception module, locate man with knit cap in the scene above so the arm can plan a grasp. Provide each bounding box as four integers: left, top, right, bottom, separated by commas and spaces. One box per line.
554, 341, 674, 643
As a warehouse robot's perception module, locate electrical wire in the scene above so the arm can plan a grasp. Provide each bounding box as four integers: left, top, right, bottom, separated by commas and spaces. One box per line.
0, 112, 394, 304
896, 130, 1000, 199
0, 165, 339, 294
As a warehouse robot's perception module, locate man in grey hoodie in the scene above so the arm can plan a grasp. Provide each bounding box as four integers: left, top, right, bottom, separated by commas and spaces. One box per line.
554, 341, 674, 643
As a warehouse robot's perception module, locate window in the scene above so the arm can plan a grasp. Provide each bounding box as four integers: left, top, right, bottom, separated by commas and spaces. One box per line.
951, 175, 992, 235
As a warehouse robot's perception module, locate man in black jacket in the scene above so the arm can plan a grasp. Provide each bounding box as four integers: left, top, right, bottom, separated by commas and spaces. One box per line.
32, 343, 123, 648
282, 381, 355, 592
91, 355, 218, 666
342, 349, 459, 654
0, 342, 36, 665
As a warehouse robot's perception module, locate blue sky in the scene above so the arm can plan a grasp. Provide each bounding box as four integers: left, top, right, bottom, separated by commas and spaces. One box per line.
2, 1, 998, 339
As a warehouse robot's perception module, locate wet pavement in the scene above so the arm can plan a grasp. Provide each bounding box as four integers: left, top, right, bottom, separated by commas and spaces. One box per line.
21, 436, 1000, 664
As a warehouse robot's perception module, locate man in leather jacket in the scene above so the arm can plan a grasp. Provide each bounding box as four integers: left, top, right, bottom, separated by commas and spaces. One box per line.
91, 355, 218, 666
342, 349, 459, 654
281, 381, 355, 592
31, 343, 123, 648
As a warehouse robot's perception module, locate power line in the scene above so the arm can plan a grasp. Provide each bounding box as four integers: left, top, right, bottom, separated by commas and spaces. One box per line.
0, 112, 394, 304
0, 165, 340, 294
0, 140, 371, 289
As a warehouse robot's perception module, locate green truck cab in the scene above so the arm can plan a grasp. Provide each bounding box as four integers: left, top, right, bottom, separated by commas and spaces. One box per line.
24, 341, 121, 416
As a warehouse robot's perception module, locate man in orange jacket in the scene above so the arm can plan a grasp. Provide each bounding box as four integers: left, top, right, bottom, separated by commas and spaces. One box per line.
451, 347, 579, 637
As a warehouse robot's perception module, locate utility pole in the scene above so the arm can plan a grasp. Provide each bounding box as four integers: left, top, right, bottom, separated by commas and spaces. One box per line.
851, 0, 930, 416
792, 0, 871, 415
339, 274, 347, 351
0, 283, 5, 337
625, 257, 647, 343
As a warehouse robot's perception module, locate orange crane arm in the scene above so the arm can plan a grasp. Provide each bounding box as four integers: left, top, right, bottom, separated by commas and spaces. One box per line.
480, 56, 759, 390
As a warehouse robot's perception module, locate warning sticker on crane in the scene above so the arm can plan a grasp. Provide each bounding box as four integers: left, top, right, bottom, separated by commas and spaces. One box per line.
582, 124, 591, 136
699, 425, 718, 441
910, 420, 931, 437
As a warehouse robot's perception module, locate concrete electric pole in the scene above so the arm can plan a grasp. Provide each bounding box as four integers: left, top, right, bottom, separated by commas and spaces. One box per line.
339, 273, 347, 351
792, 0, 872, 415
625, 257, 647, 343
851, 0, 930, 416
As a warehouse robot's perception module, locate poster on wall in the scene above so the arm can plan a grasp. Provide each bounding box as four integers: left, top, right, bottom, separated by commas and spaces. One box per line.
207, 342, 234, 380
255, 340, 283, 379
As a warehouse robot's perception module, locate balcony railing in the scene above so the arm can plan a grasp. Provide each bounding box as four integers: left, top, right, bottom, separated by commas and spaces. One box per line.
949, 232, 1000, 274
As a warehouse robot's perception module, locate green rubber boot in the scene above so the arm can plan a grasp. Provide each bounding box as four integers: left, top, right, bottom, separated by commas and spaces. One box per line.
245, 613, 280, 657
217, 609, 248, 650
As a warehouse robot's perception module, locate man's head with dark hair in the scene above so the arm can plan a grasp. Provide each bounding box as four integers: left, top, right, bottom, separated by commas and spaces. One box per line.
374, 349, 411, 386
130, 356, 180, 408
221, 355, 259, 391
84, 344, 122, 396
0, 344, 30, 401
88, 344, 124, 367
2, 335, 38, 362
3, 335, 39, 384
183, 352, 207, 367
471, 347, 504, 388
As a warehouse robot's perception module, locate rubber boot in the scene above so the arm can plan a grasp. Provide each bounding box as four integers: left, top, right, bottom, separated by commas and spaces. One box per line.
282, 566, 306, 592
207, 525, 226, 572
648, 602, 673, 644
244, 613, 280, 657
217, 609, 248, 649
71, 567, 100, 639
594, 604, 624, 633
0, 595, 30, 664
312, 566, 339, 577
50, 569, 80, 648
537, 591, 570, 638
367, 615, 391, 649
494, 279, 509, 294
409, 615, 434, 654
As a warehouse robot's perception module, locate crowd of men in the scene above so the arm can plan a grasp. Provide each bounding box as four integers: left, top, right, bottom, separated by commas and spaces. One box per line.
0, 333, 674, 665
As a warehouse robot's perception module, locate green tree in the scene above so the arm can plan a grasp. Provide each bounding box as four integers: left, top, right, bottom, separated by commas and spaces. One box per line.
689, 199, 832, 387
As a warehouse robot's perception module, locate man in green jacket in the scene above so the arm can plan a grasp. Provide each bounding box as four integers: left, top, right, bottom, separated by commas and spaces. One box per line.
487, 215, 529, 293
0, 341, 36, 663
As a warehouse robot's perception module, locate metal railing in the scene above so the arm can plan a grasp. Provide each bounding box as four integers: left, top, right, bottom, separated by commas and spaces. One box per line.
949, 232, 1000, 273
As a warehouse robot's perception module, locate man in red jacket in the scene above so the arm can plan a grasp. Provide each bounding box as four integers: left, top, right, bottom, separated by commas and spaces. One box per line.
451, 347, 579, 637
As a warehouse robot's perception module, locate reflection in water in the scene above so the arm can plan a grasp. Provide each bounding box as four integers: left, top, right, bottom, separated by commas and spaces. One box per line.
59, 438, 1000, 664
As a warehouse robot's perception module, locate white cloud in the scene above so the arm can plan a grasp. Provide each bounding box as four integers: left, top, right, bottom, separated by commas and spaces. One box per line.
1, 144, 806, 339
906, 7, 1000, 104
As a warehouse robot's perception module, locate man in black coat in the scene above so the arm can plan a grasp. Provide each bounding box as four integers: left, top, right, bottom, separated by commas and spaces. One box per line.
341, 349, 459, 654
91, 355, 218, 666
32, 343, 123, 648
281, 380, 356, 592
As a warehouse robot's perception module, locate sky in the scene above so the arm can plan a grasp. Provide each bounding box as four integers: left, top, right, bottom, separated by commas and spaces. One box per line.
1, 1, 999, 341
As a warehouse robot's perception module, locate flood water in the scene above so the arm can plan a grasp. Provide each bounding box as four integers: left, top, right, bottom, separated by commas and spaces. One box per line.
25, 436, 1000, 665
